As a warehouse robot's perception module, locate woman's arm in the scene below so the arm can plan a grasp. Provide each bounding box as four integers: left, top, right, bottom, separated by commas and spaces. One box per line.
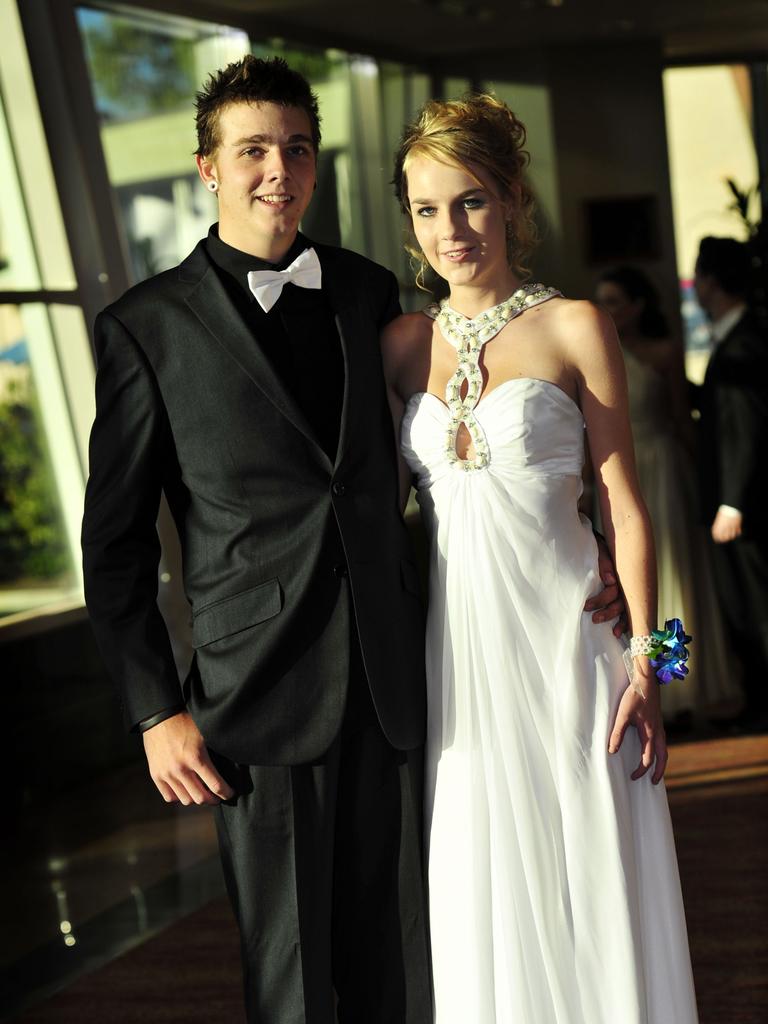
566, 302, 667, 783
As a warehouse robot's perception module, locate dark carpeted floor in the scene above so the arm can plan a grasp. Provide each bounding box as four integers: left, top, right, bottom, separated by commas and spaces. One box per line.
15, 898, 244, 1023
667, 736, 768, 1024
15, 735, 768, 1023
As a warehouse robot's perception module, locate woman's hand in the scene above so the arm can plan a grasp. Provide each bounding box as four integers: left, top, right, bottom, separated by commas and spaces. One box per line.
608, 665, 668, 784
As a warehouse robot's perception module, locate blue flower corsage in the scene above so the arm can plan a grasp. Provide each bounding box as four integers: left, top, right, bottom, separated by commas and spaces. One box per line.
629, 619, 692, 685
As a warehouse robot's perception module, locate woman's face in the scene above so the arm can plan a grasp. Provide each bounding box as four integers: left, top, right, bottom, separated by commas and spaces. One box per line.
595, 280, 643, 334
406, 155, 512, 289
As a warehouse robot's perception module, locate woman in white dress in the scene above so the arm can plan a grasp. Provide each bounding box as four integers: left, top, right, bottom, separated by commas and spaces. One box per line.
381, 96, 698, 1023
595, 267, 735, 726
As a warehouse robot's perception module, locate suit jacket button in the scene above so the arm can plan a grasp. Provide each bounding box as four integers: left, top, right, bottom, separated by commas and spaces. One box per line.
333, 563, 348, 578
332, 481, 347, 496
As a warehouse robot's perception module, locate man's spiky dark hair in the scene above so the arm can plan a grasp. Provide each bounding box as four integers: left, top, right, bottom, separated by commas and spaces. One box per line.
195, 55, 321, 156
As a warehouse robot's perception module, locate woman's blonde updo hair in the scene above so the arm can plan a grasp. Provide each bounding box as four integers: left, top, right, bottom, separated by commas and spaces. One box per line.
393, 94, 538, 288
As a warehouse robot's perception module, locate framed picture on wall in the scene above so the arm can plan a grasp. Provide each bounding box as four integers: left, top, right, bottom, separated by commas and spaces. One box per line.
584, 195, 660, 264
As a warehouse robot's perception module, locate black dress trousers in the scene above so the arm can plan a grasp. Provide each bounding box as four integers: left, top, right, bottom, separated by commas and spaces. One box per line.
211, 629, 432, 1024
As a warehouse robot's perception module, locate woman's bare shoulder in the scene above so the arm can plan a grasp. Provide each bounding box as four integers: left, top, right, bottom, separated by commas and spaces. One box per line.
381, 311, 433, 348
538, 297, 618, 359
547, 296, 611, 330
380, 311, 434, 377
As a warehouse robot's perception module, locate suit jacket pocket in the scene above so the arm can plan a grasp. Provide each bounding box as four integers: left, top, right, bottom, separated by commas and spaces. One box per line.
192, 579, 282, 648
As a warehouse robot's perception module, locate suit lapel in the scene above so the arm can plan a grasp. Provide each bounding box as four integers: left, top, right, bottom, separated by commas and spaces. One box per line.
181, 243, 328, 463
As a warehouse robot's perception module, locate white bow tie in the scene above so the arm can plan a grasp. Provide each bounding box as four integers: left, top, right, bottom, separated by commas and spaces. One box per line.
247, 247, 322, 313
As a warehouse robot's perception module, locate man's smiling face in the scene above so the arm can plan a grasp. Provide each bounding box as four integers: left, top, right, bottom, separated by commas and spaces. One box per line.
197, 100, 317, 260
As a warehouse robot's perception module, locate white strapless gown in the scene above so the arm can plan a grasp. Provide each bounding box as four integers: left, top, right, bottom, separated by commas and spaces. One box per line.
401, 377, 698, 1024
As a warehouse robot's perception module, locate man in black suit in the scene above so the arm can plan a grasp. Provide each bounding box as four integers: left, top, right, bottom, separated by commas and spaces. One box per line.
694, 236, 768, 724
82, 56, 625, 1022
82, 56, 431, 1023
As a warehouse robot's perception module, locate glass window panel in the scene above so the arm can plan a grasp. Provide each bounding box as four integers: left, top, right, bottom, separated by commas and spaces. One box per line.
0, 0, 75, 291
77, 7, 433, 289
347, 55, 397, 269
379, 63, 432, 309
252, 40, 344, 86
76, 5, 249, 281
663, 65, 759, 382
380, 63, 429, 155
314, 69, 356, 253
339, 58, 432, 278
0, 304, 81, 618
444, 77, 471, 99
0, 3, 94, 626
48, 304, 95, 468
0, 89, 40, 291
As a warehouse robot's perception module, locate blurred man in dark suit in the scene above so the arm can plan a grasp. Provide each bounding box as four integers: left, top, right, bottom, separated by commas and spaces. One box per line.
695, 236, 768, 726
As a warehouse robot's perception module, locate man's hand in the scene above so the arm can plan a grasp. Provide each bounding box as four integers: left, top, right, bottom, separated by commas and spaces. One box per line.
608, 668, 668, 785
143, 711, 235, 805
711, 507, 742, 544
584, 535, 628, 637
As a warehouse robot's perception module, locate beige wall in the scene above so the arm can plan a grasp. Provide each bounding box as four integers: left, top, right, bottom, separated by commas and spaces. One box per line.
547, 42, 679, 322
663, 64, 759, 278
477, 41, 681, 331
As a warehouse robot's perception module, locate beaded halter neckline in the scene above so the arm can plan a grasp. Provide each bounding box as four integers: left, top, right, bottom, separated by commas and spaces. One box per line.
423, 283, 562, 471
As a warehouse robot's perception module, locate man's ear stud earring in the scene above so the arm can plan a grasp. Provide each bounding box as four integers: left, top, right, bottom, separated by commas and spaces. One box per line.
208, 181, 218, 192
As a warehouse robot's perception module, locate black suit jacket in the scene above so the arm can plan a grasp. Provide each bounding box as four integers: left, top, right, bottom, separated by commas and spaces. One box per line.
81, 238, 426, 765
698, 310, 768, 536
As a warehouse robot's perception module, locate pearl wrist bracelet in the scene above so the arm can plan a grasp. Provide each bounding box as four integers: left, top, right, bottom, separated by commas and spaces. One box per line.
629, 634, 658, 657
623, 619, 692, 696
